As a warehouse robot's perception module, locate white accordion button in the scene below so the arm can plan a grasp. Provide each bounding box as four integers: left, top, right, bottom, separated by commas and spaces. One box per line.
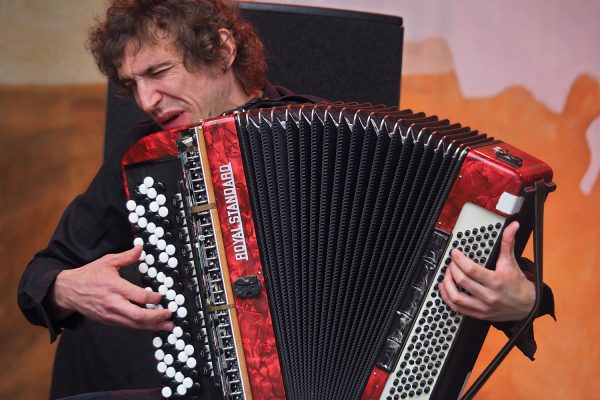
143, 176, 154, 188
149, 201, 159, 213
147, 222, 157, 233
133, 237, 144, 247
135, 205, 145, 216
184, 344, 194, 356
139, 250, 146, 261
153, 336, 163, 348
155, 227, 165, 238
175, 294, 185, 306
147, 187, 158, 199
138, 183, 148, 195
186, 357, 197, 369
154, 349, 165, 361
147, 267, 157, 279
183, 377, 193, 389
138, 263, 149, 274
159, 206, 169, 218
173, 326, 183, 338
137, 217, 147, 229
168, 301, 178, 312
128, 213, 139, 224
177, 385, 186, 396
157, 362, 167, 374
126, 200, 136, 212
164, 354, 174, 365
178, 351, 188, 363
145, 253, 155, 265
158, 285, 168, 295
149, 234, 158, 246
156, 272, 166, 283
175, 339, 185, 351
159, 252, 169, 264
166, 289, 176, 301
164, 277, 174, 289
168, 257, 178, 269
161, 387, 172, 398
157, 239, 167, 251
166, 244, 176, 256
156, 194, 166, 205
166, 366, 175, 378
177, 307, 188, 318
175, 372, 184, 383
168, 334, 177, 345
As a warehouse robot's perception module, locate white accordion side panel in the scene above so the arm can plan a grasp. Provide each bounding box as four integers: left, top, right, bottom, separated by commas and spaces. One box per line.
380, 202, 506, 400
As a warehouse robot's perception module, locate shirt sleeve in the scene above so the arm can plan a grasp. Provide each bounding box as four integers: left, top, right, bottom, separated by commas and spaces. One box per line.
17, 154, 133, 342
492, 257, 556, 360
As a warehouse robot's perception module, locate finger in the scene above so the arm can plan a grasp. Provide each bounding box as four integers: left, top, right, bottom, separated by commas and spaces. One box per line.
497, 221, 519, 267
438, 280, 490, 320
105, 308, 174, 331
120, 280, 164, 305
100, 246, 144, 269
447, 261, 491, 301
439, 269, 475, 311
117, 301, 174, 331
450, 249, 494, 285
439, 267, 494, 315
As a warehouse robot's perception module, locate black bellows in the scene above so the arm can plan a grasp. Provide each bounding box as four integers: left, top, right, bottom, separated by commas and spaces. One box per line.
235, 103, 467, 399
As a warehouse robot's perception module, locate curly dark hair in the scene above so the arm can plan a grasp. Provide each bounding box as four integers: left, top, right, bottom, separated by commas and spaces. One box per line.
87, 0, 266, 95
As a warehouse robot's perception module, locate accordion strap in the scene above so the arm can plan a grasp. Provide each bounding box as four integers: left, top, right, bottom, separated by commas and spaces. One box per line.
460, 179, 556, 400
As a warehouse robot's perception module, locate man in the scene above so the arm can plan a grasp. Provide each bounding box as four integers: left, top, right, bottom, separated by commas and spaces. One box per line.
18, 0, 553, 398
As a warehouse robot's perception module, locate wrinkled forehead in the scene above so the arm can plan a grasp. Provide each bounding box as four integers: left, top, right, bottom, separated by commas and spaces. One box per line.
116, 26, 179, 68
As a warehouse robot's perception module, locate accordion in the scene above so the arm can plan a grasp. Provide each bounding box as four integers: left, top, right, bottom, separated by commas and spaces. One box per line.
122, 101, 553, 400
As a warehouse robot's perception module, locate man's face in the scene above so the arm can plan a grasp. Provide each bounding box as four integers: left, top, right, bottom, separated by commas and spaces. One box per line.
117, 34, 248, 129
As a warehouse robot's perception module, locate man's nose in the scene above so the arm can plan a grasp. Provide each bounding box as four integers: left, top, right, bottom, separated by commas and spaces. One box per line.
135, 80, 161, 113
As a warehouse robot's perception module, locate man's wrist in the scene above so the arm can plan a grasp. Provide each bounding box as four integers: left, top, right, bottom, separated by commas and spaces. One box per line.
49, 270, 75, 320
517, 279, 536, 321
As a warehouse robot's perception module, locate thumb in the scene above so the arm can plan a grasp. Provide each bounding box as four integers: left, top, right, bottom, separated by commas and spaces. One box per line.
497, 220, 519, 269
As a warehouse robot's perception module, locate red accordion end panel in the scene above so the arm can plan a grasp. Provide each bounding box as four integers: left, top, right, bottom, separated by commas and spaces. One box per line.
202, 116, 285, 399
362, 367, 392, 400
437, 142, 553, 232
121, 128, 181, 197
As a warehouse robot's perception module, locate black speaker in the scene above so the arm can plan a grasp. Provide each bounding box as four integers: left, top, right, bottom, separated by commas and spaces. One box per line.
241, 2, 403, 106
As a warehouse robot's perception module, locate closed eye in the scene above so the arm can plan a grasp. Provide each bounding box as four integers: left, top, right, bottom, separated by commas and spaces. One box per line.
147, 63, 178, 79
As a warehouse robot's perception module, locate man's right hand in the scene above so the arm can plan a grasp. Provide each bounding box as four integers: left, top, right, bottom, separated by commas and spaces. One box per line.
51, 246, 174, 331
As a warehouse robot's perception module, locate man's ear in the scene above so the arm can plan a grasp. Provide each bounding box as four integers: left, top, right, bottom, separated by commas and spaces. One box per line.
219, 28, 237, 71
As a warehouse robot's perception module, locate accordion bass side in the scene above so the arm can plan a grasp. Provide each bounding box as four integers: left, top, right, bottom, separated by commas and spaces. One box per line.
122, 102, 554, 400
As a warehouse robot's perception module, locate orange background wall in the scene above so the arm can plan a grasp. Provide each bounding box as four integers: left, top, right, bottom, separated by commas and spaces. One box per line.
1, 1, 598, 399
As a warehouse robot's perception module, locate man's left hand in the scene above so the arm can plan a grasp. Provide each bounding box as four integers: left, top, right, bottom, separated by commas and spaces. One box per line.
438, 221, 535, 322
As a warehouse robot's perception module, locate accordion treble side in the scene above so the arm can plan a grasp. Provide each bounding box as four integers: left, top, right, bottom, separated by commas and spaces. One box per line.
122, 102, 553, 400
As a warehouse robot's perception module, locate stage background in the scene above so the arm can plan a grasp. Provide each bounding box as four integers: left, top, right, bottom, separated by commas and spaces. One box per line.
1, 0, 597, 398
